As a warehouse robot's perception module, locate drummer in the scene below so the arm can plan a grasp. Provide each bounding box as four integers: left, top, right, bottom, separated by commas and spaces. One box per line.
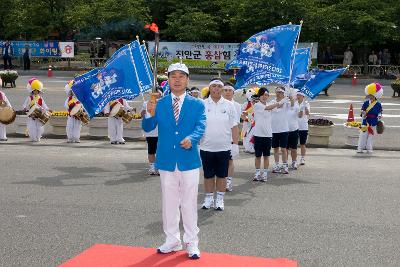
22, 78, 50, 142
0, 90, 12, 141
64, 81, 82, 143
103, 98, 133, 144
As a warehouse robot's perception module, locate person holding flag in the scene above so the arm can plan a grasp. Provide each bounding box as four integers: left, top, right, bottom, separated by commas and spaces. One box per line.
286, 88, 300, 170
271, 86, 294, 174
142, 63, 206, 260
252, 87, 282, 181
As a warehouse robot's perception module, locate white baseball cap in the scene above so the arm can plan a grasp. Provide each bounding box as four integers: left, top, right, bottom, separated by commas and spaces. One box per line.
167, 63, 189, 75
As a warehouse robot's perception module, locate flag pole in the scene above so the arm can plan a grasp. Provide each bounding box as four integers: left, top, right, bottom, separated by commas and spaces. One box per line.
287, 20, 303, 91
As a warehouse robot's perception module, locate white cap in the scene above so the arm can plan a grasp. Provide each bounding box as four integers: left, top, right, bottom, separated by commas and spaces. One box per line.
167, 63, 189, 75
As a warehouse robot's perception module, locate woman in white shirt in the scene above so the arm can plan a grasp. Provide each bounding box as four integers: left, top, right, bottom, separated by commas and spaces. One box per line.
271, 86, 295, 174
252, 87, 281, 181
200, 78, 239, 211
297, 92, 310, 165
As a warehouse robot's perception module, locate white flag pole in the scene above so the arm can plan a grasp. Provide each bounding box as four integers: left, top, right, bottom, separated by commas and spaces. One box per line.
287, 20, 303, 90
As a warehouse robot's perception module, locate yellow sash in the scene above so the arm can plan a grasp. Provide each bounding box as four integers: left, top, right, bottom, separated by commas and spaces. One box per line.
365, 100, 377, 114
360, 100, 377, 133
68, 96, 78, 106
30, 95, 40, 108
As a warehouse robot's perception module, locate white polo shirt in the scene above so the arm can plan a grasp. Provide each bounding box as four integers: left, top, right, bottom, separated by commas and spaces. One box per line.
200, 97, 237, 152
286, 101, 300, 132
298, 100, 310, 131
271, 99, 290, 133
231, 99, 242, 124
253, 101, 272, 137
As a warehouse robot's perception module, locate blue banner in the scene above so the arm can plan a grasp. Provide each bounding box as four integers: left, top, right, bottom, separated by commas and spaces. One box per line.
0, 40, 61, 57
233, 24, 301, 88
299, 68, 346, 99
292, 47, 311, 79
72, 42, 154, 118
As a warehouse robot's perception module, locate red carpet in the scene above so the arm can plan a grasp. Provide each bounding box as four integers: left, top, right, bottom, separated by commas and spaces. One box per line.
59, 244, 297, 267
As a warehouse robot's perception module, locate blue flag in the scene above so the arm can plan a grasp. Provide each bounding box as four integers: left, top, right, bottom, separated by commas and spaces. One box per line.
234, 24, 301, 88
299, 68, 346, 99
72, 42, 154, 118
292, 47, 311, 79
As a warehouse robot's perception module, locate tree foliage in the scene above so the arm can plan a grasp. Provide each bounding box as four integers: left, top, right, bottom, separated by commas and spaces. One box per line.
0, 0, 399, 50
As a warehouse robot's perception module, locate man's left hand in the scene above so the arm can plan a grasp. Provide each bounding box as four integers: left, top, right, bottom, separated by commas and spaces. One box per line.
180, 138, 192, 149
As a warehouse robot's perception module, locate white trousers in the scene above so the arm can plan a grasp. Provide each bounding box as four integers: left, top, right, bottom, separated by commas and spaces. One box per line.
159, 168, 200, 246
66, 116, 82, 141
108, 117, 124, 142
0, 123, 6, 139
357, 126, 376, 151
27, 117, 44, 141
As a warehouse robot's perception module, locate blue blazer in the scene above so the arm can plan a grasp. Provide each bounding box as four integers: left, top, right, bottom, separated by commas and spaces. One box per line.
142, 94, 206, 172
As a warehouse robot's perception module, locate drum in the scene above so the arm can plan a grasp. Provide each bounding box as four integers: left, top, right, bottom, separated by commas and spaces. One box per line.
70, 104, 82, 116
70, 103, 90, 124
27, 105, 49, 124
110, 102, 123, 117
0, 106, 16, 124
121, 111, 133, 124
376, 121, 384, 134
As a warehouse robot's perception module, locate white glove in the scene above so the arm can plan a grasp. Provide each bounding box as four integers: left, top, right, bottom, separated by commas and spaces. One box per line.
230, 144, 239, 158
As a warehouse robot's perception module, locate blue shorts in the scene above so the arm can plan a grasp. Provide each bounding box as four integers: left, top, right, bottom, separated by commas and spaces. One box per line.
298, 130, 308, 145
287, 130, 299, 149
272, 132, 289, 149
200, 150, 230, 179
254, 136, 272, 157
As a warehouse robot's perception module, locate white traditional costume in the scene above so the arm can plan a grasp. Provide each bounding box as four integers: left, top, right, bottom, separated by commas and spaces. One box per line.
22, 78, 49, 142
64, 81, 82, 143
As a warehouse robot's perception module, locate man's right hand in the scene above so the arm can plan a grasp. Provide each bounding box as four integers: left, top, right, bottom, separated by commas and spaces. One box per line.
146, 99, 157, 116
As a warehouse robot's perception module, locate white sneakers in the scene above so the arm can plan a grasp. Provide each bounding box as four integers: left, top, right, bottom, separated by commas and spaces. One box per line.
300, 157, 306, 165
260, 171, 268, 182
272, 164, 281, 173
186, 243, 201, 259
253, 170, 262, 181
157, 242, 183, 254
215, 196, 224, 211
202, 195, 224, 211
201, 196, 214, 209
226, 177, 233, 192
290, 161, 298, 170
253, 170, 267, 182
157, 242, 200, 259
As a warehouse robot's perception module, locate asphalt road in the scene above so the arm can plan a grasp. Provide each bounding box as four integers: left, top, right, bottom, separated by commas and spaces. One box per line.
1, 139, 400, 266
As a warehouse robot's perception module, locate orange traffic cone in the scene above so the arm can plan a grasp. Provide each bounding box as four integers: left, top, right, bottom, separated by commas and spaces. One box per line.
47, 65, 53, 77
351, 73, 357, 86
347, 104, 354, 122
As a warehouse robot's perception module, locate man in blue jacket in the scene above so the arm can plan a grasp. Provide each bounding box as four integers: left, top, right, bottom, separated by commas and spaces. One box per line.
142, 63, 206, 259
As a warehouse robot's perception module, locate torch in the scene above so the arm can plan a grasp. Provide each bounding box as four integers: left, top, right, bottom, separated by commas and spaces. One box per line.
144, 22, 160, 116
